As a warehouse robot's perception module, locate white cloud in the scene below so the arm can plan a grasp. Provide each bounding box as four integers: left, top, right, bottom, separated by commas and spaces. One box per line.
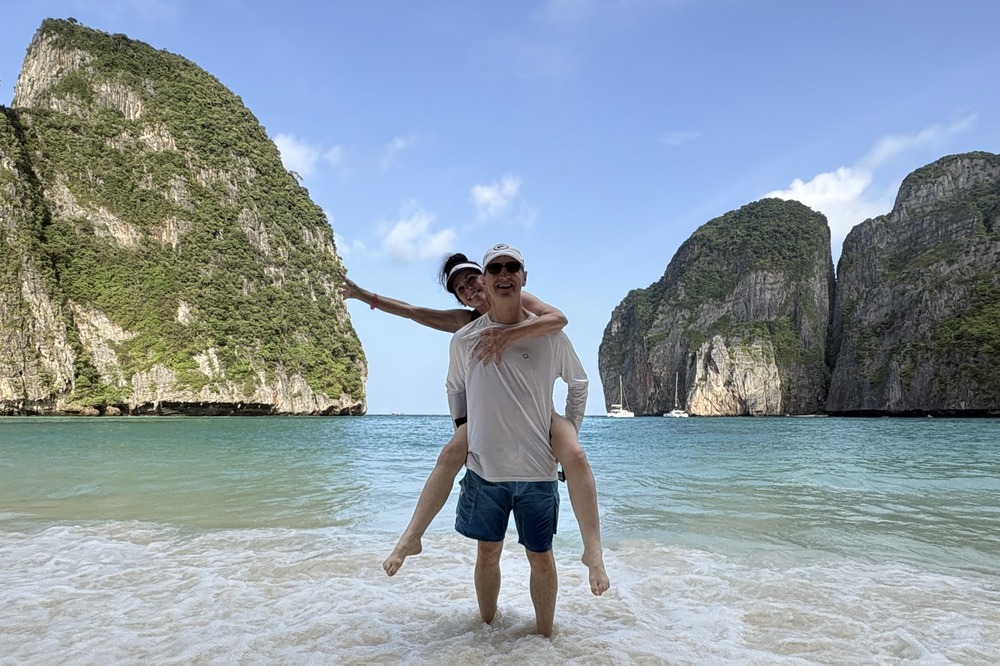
537, 0, 601, 24
323, 145, 355, 178
765, 167, 889, 256
273, 133, 321, 178
537, 0, 677, 31
860, 115, 976, 169
487, 0, 671, 79
380, 135, 417, 173
471, 174, 522, 220
323, 145, 345, 166
658, 130, 700, 147
66, 0, 179, 23
380, 207, 456, 263
768, 167, 872, 208
764, 116, 977, 260
333, 231, 370, 259
479, 0, 603, 80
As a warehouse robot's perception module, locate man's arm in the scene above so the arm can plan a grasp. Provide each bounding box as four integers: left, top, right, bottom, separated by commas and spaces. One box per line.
556, 334, 589, 432
564, 377, 589, 433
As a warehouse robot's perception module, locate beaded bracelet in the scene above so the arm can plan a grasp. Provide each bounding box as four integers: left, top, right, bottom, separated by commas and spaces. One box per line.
371, 294, 379, 310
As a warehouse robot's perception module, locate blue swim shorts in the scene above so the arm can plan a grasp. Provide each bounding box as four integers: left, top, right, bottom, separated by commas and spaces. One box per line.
455, 469, 559, 552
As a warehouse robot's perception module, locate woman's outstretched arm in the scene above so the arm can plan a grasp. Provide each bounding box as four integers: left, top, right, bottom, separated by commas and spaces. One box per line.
341, 277, 471, 333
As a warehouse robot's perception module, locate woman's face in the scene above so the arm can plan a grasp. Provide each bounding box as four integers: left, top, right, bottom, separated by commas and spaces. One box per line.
453, 270, 488, 311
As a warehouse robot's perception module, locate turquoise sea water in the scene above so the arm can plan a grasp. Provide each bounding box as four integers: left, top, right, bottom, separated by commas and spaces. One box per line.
1, 415, 998, 664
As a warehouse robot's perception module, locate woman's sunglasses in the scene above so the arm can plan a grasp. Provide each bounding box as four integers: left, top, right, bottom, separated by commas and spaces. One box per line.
485, 260, 523, 275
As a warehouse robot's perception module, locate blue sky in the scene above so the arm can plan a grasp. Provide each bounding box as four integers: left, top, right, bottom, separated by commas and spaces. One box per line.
3, 1, 999, 415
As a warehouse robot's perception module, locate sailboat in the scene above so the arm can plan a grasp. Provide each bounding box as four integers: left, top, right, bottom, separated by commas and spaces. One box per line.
664, 372, 689, 418
607, 375, 635, 418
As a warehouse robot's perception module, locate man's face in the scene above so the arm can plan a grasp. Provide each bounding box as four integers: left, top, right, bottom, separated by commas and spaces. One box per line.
483, 255, 525, 302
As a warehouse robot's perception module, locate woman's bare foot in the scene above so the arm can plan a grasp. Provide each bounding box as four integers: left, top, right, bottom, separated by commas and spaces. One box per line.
582, 548, 610, 596
383, 534, 423, 576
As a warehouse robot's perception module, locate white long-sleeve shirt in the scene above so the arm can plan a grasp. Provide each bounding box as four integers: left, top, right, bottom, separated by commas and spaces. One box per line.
446, 311, 588, 482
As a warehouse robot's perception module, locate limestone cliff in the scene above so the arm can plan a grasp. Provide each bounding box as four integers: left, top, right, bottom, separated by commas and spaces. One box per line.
0, 19, 366, 415
599, 198, 834, 416
826, 152, 1000, 415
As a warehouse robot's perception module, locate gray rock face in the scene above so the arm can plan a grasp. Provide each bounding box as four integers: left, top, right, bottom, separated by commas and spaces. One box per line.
687, 335, 784, 416
599, 198, 834, 416
1, 20, 366, 416
600, 152, 1000, 417
826, 152, 1000, 415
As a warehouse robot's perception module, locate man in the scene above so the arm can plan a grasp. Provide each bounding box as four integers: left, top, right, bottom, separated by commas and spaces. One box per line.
446, 243, 588, 637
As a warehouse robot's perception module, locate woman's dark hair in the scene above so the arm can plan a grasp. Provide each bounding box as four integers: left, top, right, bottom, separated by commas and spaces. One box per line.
439, 253, 481, 304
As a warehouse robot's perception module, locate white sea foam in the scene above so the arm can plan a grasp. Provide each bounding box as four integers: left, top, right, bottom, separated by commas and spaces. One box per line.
3, 416, 1000, 663
2, 524, 998, 665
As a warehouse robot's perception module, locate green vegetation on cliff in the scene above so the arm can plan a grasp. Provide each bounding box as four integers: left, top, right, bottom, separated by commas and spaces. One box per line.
686, 198, 828, 285
827, 151, 1000, 413
599, 197, 832, 415
679, 201, 829, 364
1, 19, 365, 412
903, 152, 1000, 234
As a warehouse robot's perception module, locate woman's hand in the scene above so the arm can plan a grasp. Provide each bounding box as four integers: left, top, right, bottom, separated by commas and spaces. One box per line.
340, 277, 362, 301
473, 327, 513, 365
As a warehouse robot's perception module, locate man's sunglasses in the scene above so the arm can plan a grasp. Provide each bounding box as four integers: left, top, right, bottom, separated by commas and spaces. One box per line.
485, 261, 523, 275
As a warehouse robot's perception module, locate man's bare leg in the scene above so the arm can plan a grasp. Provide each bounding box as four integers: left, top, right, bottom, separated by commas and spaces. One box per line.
475, 540, 504, 625
525, 548, 558, 637
383, 426, 468, 576
550, 415, 610, 596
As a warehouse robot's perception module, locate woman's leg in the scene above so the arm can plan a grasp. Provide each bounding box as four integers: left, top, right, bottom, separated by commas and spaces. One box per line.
550, 414, 610, 596
383, 425, 469, 576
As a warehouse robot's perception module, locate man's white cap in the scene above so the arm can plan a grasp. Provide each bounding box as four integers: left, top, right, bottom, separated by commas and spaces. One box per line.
482, 243, 525, 268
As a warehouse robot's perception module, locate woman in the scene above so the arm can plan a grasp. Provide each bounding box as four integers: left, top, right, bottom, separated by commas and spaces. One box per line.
341, 253, 609, 596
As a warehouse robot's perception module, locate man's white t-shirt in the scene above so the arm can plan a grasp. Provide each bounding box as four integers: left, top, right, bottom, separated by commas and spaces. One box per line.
446, 311, 588, 482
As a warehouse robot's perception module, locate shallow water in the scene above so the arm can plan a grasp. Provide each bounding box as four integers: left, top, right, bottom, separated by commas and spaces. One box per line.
1, 416, 998, 664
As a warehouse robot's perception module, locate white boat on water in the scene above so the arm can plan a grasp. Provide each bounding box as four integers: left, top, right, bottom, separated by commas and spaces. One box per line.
607, 375, 634, 418
663, 372, 689, 418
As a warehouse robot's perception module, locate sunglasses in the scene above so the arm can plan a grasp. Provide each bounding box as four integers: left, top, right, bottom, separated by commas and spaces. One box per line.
485, 260, 523, 275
